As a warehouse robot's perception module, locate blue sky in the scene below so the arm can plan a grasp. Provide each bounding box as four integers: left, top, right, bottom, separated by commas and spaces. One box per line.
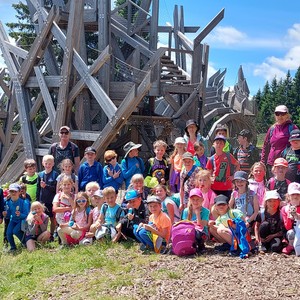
1, 0, 300, 95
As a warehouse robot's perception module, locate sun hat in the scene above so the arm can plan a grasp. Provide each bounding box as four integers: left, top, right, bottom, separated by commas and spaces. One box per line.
214, 135, 226, 142
146, 195, 161, 204
125, 189, 140, 201
275, 105, 288, 113
92, 189, 103, 198
9, 183, 21, 191
233, 171, 248, 182
273, 157, 288, 168
123, 141, 142, 158
287, 182, 300, 195
289, 129, 300, 142
265, 190, 282, 201
214, 194, 229, 205
84, 146, 96, 154
182, 152, 194, 160
174, 137, 186, 145
189, 188, 203, 198
184, 119, 200, 134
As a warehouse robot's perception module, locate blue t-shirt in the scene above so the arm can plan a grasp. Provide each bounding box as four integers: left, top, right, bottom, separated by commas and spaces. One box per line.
181, 206, 210, 235
100, 203, 124, 226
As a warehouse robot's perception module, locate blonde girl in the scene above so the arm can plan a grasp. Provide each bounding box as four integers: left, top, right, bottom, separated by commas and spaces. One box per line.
56, 158, 78, 193
248, 162, 267, 209
53, 176, 76, 246
169, 137, 186, 193
25, 201, 50, 252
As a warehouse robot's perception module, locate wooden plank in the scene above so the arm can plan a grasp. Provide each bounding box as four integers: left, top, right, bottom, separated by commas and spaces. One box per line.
29, 93, 43, 121
172, 89, 198, 119
25, 76, 62, 88
3, 41, 28, 59
34, 66, 56, 126
149, 0, 159, 51
164, 92, 181, 111
158, 26, 200, 33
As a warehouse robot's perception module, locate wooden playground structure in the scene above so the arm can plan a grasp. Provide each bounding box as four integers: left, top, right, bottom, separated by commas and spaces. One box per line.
0, 0, 256, 184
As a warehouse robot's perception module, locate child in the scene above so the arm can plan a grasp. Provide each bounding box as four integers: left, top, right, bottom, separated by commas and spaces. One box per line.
267, 157, 290, 203
36, 154, 59, 241
85, 181, 100, 207
254, 190, 284, 253
64, 192, 92, 245
3, 183, 30, 251
135, 196, 172, 252
248, 162, 267, 209
281, 182, 300, 255
206, 135, 240, 199
114, 189, 149, 242
53, 176, 76, 246
78, 147, 103, 192
283, 129, 300, 182
179, 152, 201, 210
193, 142, 207, 169
56, 158, 78, 194
20, 183, 32, 202
154, 184, 180, 224
210, 124, 233, 155
169, 137, 186, 193
121, 141, 145, 189
233, 129, 260, 174
195, 170, 216, 214
86, 190, 105, 238
144, 140, 169, 190
229, 171, 259, 228
25, 201, 50, 252
97, 187, 124, 239
19, 159, 38, 202
209, 194, 244, 251
103, 150, 123, 192
181, 188, 210, 252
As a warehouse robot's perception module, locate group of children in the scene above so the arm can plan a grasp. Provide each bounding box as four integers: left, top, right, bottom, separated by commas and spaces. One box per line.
0, 121, 300, 258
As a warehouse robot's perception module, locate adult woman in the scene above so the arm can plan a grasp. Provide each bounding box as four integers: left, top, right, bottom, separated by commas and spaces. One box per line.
261, 105, 298, 178
183, 119, 208, 155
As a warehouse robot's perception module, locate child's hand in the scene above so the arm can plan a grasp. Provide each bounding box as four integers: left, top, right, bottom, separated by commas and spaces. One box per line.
15, 210, 20, 217
179, 203, 184, 211
40, 180, 46, 188
143, 224, 153, 231
107, 168, 114, 177
113, 170, 121, 179
2, 211, 7, 217
127, 213, 134, 220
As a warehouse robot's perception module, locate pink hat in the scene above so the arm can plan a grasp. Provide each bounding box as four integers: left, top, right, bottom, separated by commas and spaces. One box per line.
189, 188, 203, 198
288, 182, 300, 195
275, 105, 289, 113
273, 157, 288, 168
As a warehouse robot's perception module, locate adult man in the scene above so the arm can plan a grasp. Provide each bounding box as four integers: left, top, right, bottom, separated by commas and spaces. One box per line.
49, 126, 80, 173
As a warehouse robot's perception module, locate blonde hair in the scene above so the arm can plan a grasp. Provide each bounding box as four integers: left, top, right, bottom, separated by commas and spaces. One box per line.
85, 181, 100, 191
130, 174, 144, 184
249, 162, 266, 180
58, 175, 74, 191
72, 192, 89, 220
195, 170, 212, 188
59, 158, 74, 172
42, 154, 54, 163
153, 140, 168, 150
103, 186, 116, 198
26, 201, 45, 222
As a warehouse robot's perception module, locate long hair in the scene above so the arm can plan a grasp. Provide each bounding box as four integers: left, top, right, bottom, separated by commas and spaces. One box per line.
72, 192, 89, 221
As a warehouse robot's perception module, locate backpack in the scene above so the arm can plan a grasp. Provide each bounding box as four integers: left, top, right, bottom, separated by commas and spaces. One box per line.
171, 221, 197, 256
21, 174, 38, 185
50, 142, 77, 162
102, 203, 123, 222
268, 177, 291, 190
209, 152, 234, 176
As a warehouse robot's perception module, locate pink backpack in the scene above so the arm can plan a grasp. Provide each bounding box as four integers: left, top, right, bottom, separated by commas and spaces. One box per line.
171, 221, 196, 256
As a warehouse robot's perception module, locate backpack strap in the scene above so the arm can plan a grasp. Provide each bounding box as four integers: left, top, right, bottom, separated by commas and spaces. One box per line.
183, 165, 196, 185
269, 177, 275, 190
210, 153, 234, 176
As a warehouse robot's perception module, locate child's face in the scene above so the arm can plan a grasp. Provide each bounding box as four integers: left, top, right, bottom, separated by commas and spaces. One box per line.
290, 140, 300, 150
62, 181, 73, 193
128, 197, 141, 209
190, 195, 203, 209
216, 130, 227, 137
148, 202, 161, 215
26, 165, 36, 176
215, 203, 228, 215
86, 186, 98, 197
43, 160, 54, 171
154, 146, 166, 159
92, 195, 104, 207
105, 193, 117, 207
128, 148, 139, 158
197, 176, 211, 190
9, 190, 20, 201
33, 205, 43, 215
175, 143, 186, 151
213, 140, 225, 150
234, 179, 247, 190
155, 187, 166, 199
132, 180, 144, 192
195, 147, 204, 157
63, 163, 73, 174
85, 152, 96, 162
76, 197, 88, 208
273, 165, 288, 177
237, 135, 246, 145
266, 199, 280, 210
252, 166, 265, 182
182, 158, 194, 169
290, 194, 300, 207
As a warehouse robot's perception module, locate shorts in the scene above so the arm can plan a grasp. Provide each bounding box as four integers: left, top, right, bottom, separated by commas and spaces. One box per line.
42, 202, 54, 218
25, 234, 38, 242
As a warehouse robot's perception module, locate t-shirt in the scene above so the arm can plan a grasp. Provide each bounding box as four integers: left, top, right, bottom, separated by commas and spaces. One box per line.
256, 210, 283, 235
283, 147, 300, 183
20, 173, 38, 202
206, 153, 238, 191
149, 211, 172, 242
181, 206, 210, 235
266, 178, 290, 201
180, 166, 200, 204
144, 157, 169, 183
74, 209, 89, 228
100, 203, 124, 226
233, 145, 259, 174
215, 209, 243, 227
248, 179, 266, 208
171, 154, 184, 172
53, 193, 73, 225
202, 189, 216, 211
161, 197, 181, 223
91, 206, 101, 223
231, 190, 255, 217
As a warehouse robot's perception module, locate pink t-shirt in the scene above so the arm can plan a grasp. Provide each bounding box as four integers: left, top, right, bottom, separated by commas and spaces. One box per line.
91, 207, 101, 223
74, 209, 88, 228
202, 189, 216, 210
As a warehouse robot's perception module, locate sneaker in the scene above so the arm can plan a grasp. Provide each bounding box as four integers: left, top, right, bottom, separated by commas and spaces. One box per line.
282, 244, 294, 255
80, 237, 93, 245
139, 243, 148, 251
258, 244, 267, 253
215, 243, 231, 252
49, 235, 54, 242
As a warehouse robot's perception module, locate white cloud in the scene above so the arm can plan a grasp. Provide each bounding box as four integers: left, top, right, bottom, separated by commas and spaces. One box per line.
253, 63, 286, 82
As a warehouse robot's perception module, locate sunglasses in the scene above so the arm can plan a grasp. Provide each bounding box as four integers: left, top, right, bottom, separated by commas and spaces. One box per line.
106, 157, 116, 162
275, 112, 287, 116
76, 199, 87, 204
60, 131, 69, 135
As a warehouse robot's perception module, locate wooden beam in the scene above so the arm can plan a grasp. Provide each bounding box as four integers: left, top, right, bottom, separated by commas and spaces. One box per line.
3, 41, 28, 59
164, 92, 181, 111
25, 76, 61, 88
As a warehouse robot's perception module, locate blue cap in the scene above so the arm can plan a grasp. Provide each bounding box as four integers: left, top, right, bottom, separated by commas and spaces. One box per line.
125, 189, 140, 201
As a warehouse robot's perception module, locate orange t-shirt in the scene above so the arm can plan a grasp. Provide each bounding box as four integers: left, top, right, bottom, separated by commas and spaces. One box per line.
149, 211, 172, 242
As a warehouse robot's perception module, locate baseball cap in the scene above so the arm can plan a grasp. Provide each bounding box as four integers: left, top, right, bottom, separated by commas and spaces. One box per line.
174, 137, 186, 145
182, 152, 194, 160
189, 188, 203, 198
233, 171, 248, 181
9, 183, 21, 191
289, 129, 300, 142
214, 135, 226, 142
273, 157, 288, 168
92, 190, 103, 198
275, 105, 288, 113
265, 190, 282, 201
146, 195, 161, 204
85, 146, 96, 154
214, 194, 229, 205
287, 182, 300, 195
60, 126, 70, 132
238, 129, 252, 139
125, 189, 140, 201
